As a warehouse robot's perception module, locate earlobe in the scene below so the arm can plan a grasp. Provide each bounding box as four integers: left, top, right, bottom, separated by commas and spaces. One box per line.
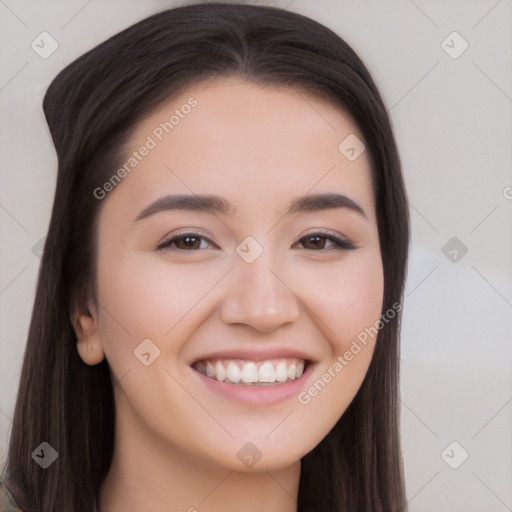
72, 299, 105, 366
76, 338, 105, 366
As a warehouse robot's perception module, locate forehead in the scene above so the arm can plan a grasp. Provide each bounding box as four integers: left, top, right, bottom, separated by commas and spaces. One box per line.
106, 77, 374, 219
131, 77, 364, 155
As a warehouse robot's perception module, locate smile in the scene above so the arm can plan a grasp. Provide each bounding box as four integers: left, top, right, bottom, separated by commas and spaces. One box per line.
192, 358, 307, 386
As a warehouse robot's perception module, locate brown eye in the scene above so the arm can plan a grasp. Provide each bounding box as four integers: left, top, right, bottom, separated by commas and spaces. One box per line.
296, 233, 357, 251
301, 234, 328, 250
173, 235, 202, 250
157, 231, 357, 253
157, 233, 214, 251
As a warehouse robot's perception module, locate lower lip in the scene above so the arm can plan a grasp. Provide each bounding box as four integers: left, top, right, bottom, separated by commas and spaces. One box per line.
191, 363, 315, 406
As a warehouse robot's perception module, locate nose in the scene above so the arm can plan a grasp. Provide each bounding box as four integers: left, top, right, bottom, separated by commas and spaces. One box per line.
220, 252, 301, 334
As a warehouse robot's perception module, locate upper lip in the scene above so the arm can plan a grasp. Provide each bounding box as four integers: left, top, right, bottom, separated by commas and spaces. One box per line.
191, 347, 316, 364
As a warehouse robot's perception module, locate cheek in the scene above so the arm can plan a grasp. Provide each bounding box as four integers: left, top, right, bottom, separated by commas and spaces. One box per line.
95, 251, 226, 362
294, 250, 384, 352
291, 256, 383, 442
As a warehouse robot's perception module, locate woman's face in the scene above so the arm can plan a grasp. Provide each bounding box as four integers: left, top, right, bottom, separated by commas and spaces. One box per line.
78, 78, 384, 472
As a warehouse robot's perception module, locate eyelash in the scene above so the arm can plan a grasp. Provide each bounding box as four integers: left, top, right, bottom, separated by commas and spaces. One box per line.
157, 230, 358, 252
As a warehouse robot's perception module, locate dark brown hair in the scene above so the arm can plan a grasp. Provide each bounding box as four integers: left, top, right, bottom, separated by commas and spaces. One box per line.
1, 2, 410, 510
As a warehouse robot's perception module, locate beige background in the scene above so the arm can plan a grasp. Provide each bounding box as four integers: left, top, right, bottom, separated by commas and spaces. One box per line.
1, 1, 511, 510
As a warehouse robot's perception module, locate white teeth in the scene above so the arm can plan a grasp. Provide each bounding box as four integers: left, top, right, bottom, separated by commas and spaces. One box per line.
194, 358, 308, 385
215, 361, 226, 382
287, 363, 296, 380
206, 361, 215, 378
275, 361, 288, 383
258, 362, 275, 382
241, 362, 258, 383
226, 361, 241, 383
296, 360, 305, 378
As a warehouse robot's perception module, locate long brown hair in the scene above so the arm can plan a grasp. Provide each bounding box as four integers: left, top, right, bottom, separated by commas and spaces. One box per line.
1, 3, 410, 510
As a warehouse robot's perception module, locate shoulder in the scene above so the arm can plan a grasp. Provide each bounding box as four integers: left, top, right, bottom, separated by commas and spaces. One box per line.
0, 478, 23, 512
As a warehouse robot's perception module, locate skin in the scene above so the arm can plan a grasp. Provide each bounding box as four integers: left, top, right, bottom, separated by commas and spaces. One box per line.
74, 77, 384, 512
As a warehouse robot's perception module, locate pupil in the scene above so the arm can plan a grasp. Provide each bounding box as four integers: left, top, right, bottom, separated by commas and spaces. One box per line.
183, 236, 198, 248
308, 235, 323, 249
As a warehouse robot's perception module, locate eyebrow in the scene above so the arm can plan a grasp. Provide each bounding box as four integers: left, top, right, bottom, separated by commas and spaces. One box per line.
132, 192, 367, 223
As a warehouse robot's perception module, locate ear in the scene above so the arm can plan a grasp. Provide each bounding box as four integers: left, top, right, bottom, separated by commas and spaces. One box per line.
72, 294, 105, 366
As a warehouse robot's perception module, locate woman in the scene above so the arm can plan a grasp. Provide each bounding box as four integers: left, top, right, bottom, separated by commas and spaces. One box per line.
1, 2, 410, 510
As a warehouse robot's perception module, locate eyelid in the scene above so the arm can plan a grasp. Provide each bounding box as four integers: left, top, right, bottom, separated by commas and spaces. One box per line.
297, 228, 358, 250
157, 229, 215, 250
157, 228, 358, 252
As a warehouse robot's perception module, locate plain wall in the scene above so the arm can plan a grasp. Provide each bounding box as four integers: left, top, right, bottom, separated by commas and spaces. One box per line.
0, 1, 511, 510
